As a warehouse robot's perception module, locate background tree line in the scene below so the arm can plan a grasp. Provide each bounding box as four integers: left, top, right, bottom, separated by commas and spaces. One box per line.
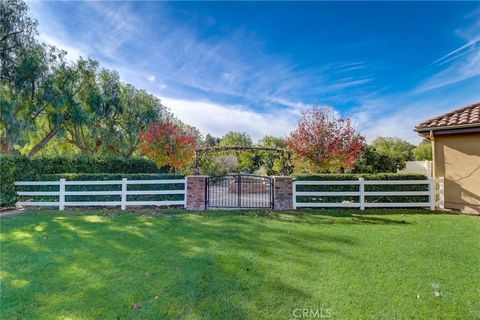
191, 108, 432, 176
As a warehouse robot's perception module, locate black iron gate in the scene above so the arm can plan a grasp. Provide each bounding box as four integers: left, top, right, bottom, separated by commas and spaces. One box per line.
206, 175, 273, 209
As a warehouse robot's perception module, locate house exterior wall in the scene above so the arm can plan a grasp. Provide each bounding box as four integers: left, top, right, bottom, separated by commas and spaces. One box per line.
433, 132, 480, 214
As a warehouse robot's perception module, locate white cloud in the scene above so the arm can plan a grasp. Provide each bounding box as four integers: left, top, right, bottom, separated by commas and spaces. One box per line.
416, 46, 480, 93
147, 75, 156, 82
38, 33, 86, 62
350, 93, 480, 144
417, 17, 480, 93
160, 97, 297, 141
431, 34, 480, 66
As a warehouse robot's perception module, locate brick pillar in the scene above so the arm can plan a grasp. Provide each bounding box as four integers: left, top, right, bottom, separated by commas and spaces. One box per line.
186, 176, 207, 211
273, 176, 293, 210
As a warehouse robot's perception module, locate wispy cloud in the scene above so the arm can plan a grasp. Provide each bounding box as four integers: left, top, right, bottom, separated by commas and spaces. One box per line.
416, 13, 480, 94
416, 50, 480, 93
430, 34, 480, 66
28, 1, 377, 114
161, 97, 297, 141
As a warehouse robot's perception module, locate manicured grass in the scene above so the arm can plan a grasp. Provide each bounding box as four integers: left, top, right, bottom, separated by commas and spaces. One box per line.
1, 209, 479, 319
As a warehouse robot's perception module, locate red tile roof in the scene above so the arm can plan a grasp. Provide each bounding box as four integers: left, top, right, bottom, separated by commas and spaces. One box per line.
416, 102, 480, 131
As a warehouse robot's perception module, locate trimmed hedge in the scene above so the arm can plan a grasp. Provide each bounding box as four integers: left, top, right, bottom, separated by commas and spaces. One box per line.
0, 156, 36, 205
0, 155, 170, 206
294, 173, 429, 204
294, 173, 427, 181
2, 155, 165, 175
17, 173, 185, 204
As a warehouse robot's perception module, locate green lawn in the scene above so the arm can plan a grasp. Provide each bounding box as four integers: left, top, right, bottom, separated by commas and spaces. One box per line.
1, 209, 479, 319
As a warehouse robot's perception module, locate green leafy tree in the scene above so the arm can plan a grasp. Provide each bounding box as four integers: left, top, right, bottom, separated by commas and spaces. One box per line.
371, 136, 415, 161
1, 42, 70, 156
202, 133, 220, 148
104, 85, 165, 157
350, 145, 400, 173
413, 140, 432, 161
30, 57, 99, 157
0, 0, 38, 82
63, 68, 121, 155
257, 135, 292, 175
219, 131, 255, 172
219, 131, 253, 147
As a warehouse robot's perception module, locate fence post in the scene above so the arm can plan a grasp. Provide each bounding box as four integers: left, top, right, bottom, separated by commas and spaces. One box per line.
184, 178, 188, 208
292, 180, 297, 209
428, 178, 435, 210
59, 178, 65, 211
121, 178, 127, 210
359, 177, 365, 211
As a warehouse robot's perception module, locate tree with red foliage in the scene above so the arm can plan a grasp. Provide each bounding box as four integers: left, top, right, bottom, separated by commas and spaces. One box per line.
285, 106, 365, 173
139, 121, 197, 172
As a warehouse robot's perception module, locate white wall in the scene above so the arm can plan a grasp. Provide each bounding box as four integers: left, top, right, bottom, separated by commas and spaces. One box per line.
397, 161, 433, 177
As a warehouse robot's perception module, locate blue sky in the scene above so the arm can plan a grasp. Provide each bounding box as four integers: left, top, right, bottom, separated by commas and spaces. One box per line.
28, 1, 480, 143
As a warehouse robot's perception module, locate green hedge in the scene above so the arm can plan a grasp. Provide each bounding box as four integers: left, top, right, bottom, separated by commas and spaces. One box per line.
0, 155, 170, 206
294, 173, 427, 181
294, 173, 429, 204
2, 155, 165, 175
17, 173, 185, 204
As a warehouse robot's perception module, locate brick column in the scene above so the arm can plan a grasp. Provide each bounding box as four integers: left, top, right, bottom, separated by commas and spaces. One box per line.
186, 176, 207, 211
273, 176, 293, 210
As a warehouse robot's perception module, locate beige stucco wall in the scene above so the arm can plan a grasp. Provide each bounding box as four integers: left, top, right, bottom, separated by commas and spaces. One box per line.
433, 132, 480, 214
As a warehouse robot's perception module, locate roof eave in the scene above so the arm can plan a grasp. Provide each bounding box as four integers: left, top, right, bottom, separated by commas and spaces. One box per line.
415, 122, 480, 133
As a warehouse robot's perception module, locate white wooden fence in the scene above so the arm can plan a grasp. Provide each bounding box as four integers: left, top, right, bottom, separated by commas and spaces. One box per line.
15, 178, 186, 210
293, 178, 445, 210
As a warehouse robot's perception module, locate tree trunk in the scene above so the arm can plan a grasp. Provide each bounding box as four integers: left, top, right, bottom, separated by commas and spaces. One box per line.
27, 127, 57, 157
0, 139, 11, 154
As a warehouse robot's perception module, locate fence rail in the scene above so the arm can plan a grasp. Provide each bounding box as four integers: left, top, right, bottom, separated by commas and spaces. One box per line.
15, 178, 186, 210
294, 178, 444, 210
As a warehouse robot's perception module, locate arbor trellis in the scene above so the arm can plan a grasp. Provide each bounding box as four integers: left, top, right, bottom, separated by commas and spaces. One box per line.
194, 146, 291, 175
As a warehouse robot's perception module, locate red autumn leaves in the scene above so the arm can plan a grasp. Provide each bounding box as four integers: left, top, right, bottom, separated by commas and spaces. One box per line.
139, 121, 197, 171
285, 106, 365, 172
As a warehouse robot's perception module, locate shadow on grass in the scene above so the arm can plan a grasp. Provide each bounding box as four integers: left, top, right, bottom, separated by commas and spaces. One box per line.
0, 210, 356, 319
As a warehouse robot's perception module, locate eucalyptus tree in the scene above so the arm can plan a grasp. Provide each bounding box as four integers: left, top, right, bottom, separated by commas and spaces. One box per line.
1, 0, 39, 154
1, 42, 67, 156
25, 57, 99, 156
62, 68, 120, 155
0, 0, 38, 81
101, 84, 164, 157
